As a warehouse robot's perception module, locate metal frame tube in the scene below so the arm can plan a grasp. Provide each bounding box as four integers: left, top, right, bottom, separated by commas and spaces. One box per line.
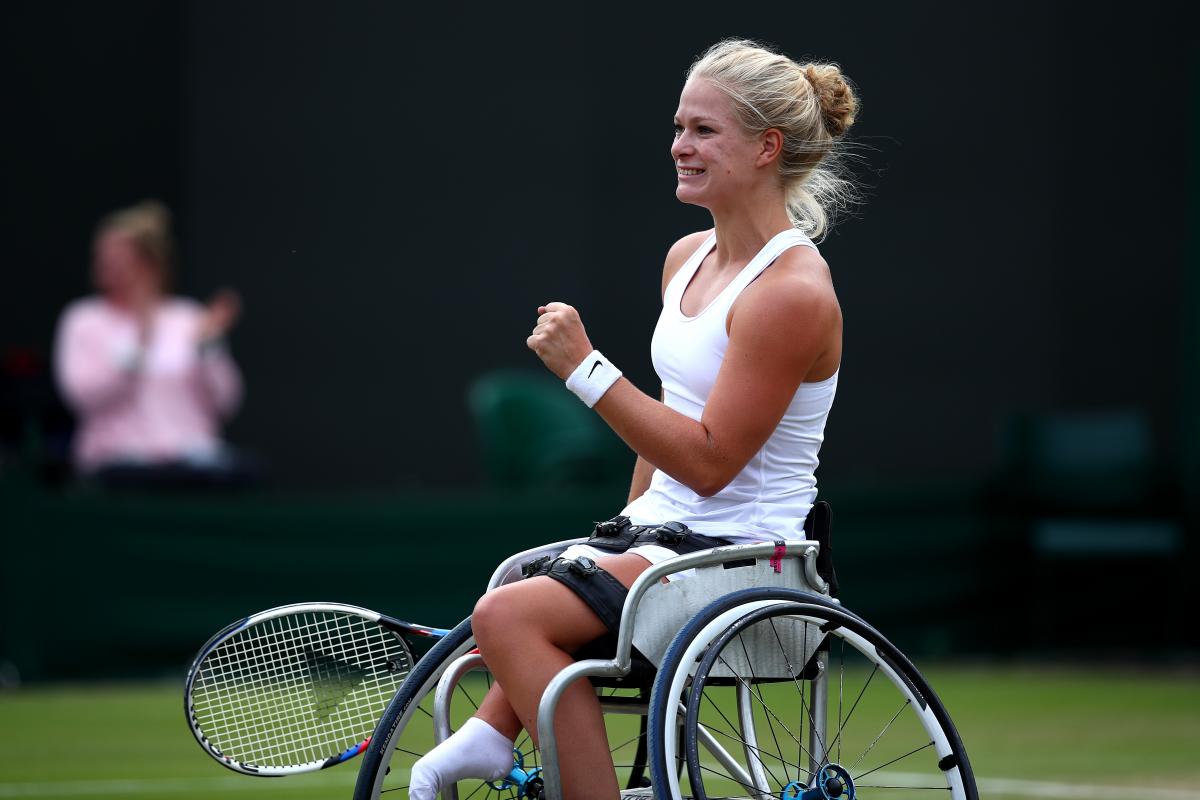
736, 679, 772, 798
433, 652, 488, 800
807, 646, 829, 782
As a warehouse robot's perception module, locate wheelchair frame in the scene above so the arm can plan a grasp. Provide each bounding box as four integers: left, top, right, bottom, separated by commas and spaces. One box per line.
355, 513, 977, 800
487, 539, 829, 800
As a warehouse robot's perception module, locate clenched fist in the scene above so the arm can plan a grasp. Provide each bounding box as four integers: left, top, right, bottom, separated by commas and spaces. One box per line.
526, 302, 594, 380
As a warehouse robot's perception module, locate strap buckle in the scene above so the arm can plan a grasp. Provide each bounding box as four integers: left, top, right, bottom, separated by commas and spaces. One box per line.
521, 555, 552, 578
568, 556, 599, 576
654, 520, 689, 545
593, 516, 630, 537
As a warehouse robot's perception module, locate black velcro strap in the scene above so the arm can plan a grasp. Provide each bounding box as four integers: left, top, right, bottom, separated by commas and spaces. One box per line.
540, 557, 629, 634
632, 522, 732, 555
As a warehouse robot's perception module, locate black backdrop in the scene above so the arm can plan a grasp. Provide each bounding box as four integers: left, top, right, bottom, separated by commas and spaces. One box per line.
3, 1, 1194, 491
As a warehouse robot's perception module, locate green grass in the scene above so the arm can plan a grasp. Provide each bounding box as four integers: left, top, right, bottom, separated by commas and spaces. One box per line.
0, 666, 1197, 799
926, 665, 1200, 789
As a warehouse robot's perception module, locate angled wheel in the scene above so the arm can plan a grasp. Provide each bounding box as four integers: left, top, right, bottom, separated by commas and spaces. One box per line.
649, 588, 977, 800
354, 617, 654, 799
354, 618, 479, 800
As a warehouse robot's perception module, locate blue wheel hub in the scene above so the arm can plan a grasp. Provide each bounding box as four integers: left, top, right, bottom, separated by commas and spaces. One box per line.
781, 763, 855, 800
488, 748, 543, 797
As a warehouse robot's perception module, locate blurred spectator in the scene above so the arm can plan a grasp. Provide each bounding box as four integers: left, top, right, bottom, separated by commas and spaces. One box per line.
53, 200, 254, 488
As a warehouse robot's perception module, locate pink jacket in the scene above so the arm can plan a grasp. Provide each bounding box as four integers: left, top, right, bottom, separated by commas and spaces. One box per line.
54, 297, 243, 471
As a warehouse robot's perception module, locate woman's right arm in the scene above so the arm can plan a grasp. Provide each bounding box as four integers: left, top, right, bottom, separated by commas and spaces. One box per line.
54, 304, 139, 414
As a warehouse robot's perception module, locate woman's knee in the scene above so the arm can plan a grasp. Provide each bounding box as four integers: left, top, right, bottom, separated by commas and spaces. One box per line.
473, 581, 549, 650
472, 588, 511, 650
474, 576, 609, 653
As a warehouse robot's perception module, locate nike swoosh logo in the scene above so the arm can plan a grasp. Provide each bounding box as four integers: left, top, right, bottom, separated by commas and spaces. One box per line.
588, 360, 602, 379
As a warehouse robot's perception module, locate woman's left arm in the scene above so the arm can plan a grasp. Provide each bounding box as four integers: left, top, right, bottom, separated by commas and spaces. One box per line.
528, 267, 838, 497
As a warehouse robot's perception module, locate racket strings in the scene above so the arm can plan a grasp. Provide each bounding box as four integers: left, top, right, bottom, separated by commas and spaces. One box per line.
190, 611, 412, 768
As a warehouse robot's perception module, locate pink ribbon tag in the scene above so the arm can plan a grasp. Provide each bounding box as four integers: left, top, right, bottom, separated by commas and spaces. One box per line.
770, 542, 786, 573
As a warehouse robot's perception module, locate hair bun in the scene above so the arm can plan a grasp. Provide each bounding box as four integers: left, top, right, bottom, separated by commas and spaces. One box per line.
804, 64, 858, 138
131, 199, 173, 230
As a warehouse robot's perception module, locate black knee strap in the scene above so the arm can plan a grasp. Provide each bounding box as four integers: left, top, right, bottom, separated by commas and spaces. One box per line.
528, 556, 628, 634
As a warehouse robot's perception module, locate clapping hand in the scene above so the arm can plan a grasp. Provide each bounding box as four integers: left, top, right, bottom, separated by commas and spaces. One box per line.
197, 288, 242, 344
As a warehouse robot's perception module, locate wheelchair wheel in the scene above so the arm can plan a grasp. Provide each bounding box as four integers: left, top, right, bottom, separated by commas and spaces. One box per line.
648, 588, 977, 800
354, 616, 656, 800
354, 617, 477, 800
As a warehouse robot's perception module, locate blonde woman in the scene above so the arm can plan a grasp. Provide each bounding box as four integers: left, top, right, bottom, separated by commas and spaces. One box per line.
53, 201, 244, 482
411, 40, 858, 800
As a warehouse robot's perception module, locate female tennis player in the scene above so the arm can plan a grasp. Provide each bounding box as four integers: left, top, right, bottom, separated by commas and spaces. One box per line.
410, 39, 859, 800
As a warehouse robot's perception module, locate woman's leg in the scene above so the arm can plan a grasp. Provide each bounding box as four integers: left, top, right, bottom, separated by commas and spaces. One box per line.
475, 681, 523, 740
471, 553, 654, 800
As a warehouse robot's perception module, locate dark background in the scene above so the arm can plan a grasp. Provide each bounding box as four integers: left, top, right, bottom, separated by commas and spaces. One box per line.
1, 1, 1196, 680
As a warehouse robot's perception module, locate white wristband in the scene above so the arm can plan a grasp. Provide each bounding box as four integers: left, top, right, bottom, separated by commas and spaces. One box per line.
565, 350, 622, 408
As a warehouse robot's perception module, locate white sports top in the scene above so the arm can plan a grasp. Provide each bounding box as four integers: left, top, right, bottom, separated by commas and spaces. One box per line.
621, 228, 838, 542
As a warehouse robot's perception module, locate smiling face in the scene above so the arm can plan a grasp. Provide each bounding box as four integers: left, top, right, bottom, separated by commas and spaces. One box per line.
671, 77, 765, 211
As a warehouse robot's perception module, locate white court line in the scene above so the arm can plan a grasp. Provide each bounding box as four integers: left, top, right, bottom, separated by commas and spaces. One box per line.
876, 771, 1200, 800
2, 772, 1199, 798
0, 772, 360, 797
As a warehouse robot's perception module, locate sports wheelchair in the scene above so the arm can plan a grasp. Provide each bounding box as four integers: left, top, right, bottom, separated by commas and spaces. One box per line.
352, 503, 977, 800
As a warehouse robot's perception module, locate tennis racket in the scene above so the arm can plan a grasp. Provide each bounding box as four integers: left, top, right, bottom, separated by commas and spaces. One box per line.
184, 602, 450, 776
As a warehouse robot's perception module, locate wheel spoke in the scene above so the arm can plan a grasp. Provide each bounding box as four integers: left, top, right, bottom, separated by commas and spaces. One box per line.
848, 697, 912, 773
698, 720, 808, 775
698, 760, 780, 796
853, 739, 936, 782
818, 662, 878, 767
392, 745, 424, 758
736, 630, 789, 790
765, 614, 825, 774
457, 682, 480, 711
714, 652, 810, 759
609, 731, 646, 755
461, 780, 489, 800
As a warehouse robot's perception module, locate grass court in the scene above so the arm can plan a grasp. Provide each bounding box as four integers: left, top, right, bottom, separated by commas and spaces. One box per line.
1, 665, 1198, 799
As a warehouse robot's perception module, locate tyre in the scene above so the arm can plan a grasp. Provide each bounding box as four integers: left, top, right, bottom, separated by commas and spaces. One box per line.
648, 588, 977, 800
355, 616, 655, 799
354, 617, 478, 800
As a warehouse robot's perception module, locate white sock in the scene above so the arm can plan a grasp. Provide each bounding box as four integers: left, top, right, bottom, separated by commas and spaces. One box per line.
408, 717, 515, 800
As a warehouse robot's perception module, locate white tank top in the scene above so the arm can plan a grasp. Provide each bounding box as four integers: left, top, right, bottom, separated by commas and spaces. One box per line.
621, 229, 839, 542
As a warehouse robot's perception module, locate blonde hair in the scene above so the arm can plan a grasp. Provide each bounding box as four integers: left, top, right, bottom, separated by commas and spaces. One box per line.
95, 199, 176, 286
688, 39, 860, 240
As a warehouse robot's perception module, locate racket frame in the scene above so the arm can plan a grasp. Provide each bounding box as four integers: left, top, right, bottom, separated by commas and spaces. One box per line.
184, 601, 447, 776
